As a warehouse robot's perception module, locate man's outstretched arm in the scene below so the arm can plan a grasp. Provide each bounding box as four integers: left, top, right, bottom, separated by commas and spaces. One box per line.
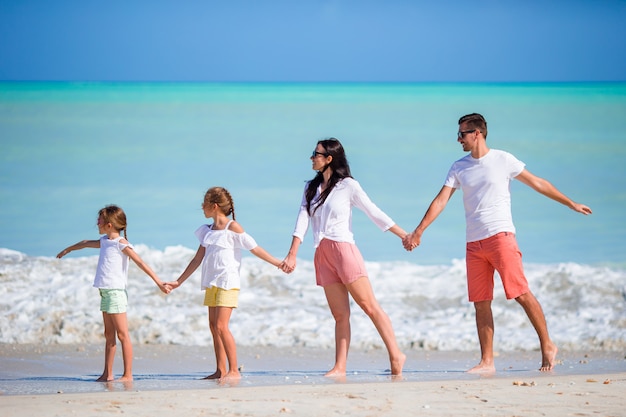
515, 169, 592, 215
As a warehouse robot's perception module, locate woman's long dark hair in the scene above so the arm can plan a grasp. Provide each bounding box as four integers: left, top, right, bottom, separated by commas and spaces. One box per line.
306, 138, 352, 215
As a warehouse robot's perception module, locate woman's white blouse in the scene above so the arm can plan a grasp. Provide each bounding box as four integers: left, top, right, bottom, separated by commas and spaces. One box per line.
292, 177, 395, 247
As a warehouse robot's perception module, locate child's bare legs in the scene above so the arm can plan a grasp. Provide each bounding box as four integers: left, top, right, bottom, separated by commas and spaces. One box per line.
323, 283, 351, 377
205, 307, 227, 379
97, 312, 116, 382
214, 306, 240, 381
98, 312, 133, 382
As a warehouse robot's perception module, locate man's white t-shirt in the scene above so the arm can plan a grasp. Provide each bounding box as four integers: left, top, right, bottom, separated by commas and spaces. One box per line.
444, 149, 525, 243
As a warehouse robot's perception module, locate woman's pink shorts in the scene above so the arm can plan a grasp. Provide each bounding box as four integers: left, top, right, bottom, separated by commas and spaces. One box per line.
314, 239, 368, 287
466, 232, 529, 302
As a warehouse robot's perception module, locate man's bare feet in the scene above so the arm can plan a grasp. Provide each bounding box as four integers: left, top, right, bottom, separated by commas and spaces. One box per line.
390, 353, 406, 376
467, 361, 496, 374
96, 374, 113, 382
116, 375, 133, 382
540, 343, 558, 372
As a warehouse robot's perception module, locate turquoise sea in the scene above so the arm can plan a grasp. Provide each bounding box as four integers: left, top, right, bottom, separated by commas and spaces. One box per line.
1, 82, 624, 265
1, 82, 625, 355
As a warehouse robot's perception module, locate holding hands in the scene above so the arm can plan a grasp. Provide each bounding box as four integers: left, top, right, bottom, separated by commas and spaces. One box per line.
402, 230, 421, 252
163, 260, 292, 295
280, 256, 296, 274
156, 281, 172, 295
163, 281, 180, 293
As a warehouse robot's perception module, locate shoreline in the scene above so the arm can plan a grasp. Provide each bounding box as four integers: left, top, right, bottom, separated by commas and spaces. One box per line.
1, 344, 624, 394
1, 344, 624, 416
2, 375, 626, 416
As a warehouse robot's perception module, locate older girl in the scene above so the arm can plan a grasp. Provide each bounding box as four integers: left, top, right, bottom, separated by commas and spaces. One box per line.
165, 187, 283, 381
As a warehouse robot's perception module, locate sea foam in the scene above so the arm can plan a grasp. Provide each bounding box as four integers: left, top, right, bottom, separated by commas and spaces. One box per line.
0, 247, 624, 352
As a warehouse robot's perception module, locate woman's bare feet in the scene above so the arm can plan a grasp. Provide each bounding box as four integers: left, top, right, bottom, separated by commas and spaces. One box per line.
324, 369, 346, 377
390, 353, 406, 376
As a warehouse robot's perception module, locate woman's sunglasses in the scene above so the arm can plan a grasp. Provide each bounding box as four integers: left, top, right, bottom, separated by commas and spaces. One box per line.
311, 151, 328, 158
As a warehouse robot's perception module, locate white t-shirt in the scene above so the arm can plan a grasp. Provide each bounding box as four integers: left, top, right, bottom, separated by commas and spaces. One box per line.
444, 149, 525, 242
93, 235, 131, 289
292, 177, 395, 248
196, 222, 258, 290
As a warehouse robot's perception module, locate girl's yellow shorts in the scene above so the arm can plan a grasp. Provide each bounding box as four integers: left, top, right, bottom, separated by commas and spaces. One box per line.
203, 286, 239, 308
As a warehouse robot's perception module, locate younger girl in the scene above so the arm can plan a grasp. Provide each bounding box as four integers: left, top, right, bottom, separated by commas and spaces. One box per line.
57, 205, 169, 382
165, 186, 284, 381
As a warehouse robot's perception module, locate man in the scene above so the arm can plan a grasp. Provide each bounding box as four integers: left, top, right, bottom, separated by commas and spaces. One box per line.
403, 113, 592, 373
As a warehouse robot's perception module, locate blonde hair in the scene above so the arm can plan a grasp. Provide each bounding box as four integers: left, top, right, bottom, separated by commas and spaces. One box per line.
98, 205, 128, 239
203, 187, 236, 220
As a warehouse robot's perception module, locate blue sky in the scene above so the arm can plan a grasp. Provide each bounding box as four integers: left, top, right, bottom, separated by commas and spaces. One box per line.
1, 0, 625, 82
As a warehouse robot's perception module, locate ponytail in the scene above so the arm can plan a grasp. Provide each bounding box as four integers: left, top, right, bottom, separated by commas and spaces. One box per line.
98, 205, 128, 239
204, 187, 236, 220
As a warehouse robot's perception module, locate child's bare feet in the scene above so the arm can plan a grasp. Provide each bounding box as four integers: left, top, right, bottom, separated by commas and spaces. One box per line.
202, 371, 222, 380
218, 370, 241, 382
96, 374, 113, 382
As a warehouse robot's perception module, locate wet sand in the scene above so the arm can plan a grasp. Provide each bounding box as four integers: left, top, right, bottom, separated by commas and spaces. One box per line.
1, 344, 624, 416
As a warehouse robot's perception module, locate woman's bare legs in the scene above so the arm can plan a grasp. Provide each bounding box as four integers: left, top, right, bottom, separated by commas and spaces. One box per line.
347, 277, 405, 376
323, 278, 406, 377
323, 283, 351, 376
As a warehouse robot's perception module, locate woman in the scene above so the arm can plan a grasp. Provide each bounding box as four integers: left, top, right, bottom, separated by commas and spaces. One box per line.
282, 138, 406, 376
